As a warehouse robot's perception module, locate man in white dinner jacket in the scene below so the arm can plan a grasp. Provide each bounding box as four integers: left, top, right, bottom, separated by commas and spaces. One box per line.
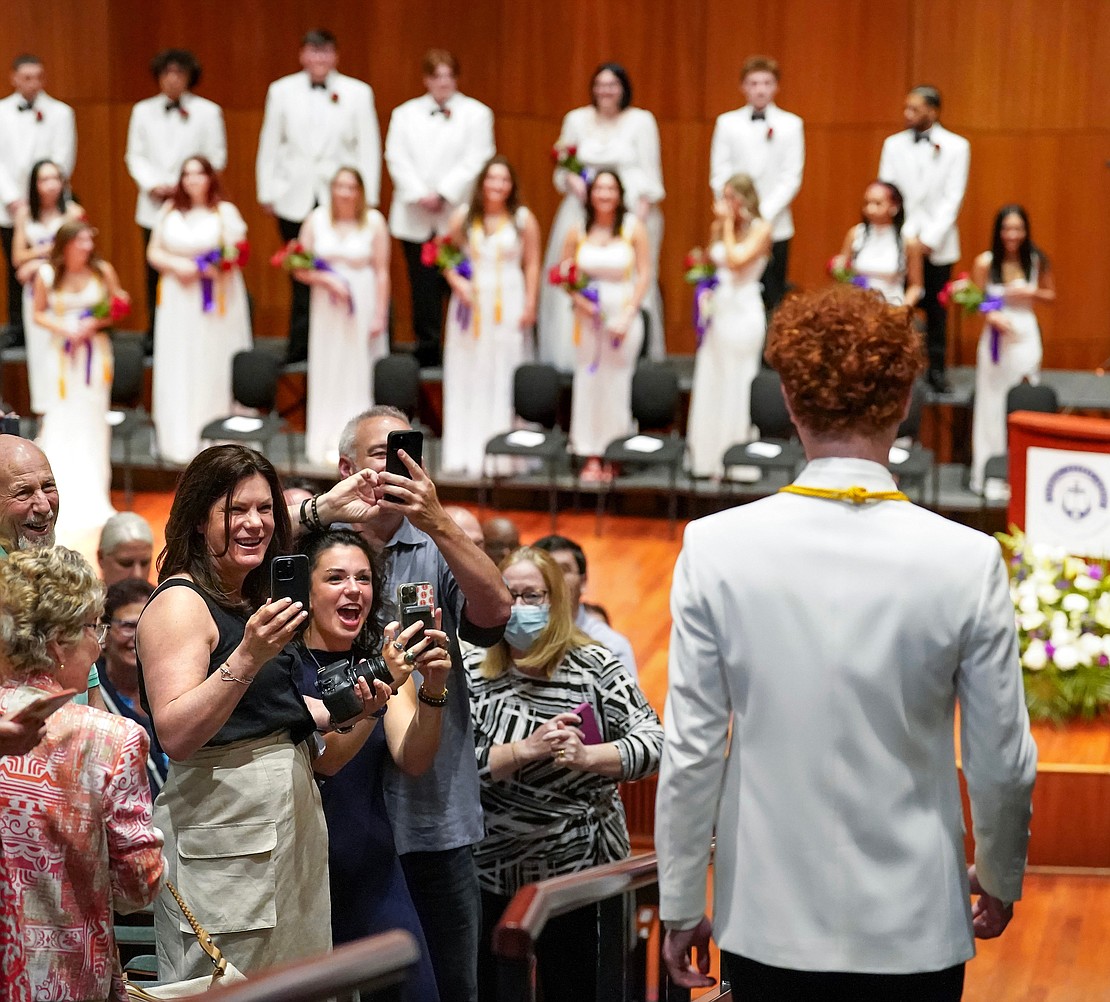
709, 55, 804, 314
0, 55, 76, 347
256, 29, 382, 363
126, 49, 227, 354
385, 49, 494, 369
657, 285, 1036, 1001
879, 85, 970, 394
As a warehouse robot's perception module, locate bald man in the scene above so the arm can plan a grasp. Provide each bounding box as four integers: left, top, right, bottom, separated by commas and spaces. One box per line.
481, 516, 520, 568
445, 505, 484, 550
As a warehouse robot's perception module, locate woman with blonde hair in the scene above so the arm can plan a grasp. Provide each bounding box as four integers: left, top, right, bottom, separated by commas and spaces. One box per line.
685, 172, 772, 480
467, 546, 663, 1002
0, 546, 164, 1002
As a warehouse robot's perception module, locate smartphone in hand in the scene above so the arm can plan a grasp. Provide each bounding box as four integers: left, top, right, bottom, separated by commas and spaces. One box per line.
570, 701, 603, 745
385, 429, 424, 504
397, 581, 434, 651
271, 554, 311, 617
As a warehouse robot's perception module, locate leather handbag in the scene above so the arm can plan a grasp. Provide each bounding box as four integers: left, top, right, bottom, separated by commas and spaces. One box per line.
123, 880, 247, 999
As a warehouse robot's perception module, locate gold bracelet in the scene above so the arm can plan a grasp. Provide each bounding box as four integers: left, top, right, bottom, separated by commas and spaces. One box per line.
509, 741, 521, 770
417, 683, 448, 707
218, 662, 253, 685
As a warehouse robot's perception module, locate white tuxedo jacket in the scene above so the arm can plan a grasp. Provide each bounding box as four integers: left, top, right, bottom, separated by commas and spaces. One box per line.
657, 457, 1036, 974
125, 91, 227, 228
710, 103, 804, 242
0, 92, 76, 226
879, 123, 970, 266
256, 70, 382, 219
384, 91, 494, 243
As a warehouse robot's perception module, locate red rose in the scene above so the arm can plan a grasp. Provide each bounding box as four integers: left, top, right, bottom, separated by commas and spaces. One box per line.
547, 264, 564, 286
825, 257, 838, 276
566, 263, 578, 285
938, 285, 951, 308
420, 241, 439, 267
330, 92, 339, 104
234, 240, 250, 269
566, 145, 577, 157
550, 146, 561, 163
766, 127, 773, 140
219, 259, 233, 272
108, 296, 131, 322
35, 110, 43, 123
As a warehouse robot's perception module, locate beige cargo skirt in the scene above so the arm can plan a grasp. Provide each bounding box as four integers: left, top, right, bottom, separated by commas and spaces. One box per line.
152, 732, 331, 980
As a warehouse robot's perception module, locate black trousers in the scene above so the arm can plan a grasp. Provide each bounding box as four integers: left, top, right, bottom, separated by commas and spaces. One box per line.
722, 952, 965, 1002
478, 889, 599, 1002
0, 225, 23, 342
139, 226, 160, 352
400, 237, 450, 368
922, 259, 953, 376
760, 238, 791, 315
277, 215, 311, 363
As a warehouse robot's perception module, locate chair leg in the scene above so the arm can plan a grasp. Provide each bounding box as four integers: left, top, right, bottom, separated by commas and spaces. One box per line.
547, 458, 558, 531
123, 439, 133, 510
594, 479, 606, 537
668, 464, 678, 539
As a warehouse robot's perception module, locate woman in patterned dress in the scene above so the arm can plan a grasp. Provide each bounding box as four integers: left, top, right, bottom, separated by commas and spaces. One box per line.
467, 546, 663, 1002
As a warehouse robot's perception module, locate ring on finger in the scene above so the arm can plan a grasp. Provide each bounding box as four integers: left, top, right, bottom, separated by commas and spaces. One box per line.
555, 748, 566, 760
392, 640, 405, 651
404, 651, 417, 665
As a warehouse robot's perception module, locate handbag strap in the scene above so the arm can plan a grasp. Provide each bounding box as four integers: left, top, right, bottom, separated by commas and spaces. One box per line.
163, 878, 229, 976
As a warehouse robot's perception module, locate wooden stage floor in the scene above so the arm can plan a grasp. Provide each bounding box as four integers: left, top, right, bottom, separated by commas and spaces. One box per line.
85, 493, 1110, 998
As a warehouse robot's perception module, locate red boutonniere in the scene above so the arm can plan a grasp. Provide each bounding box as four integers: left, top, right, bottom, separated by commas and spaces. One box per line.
933, 142, 941, 158
35, 110, 43, 124
179, 106, 190, 121
331, 92, 339, 104
766, 126, 774, 141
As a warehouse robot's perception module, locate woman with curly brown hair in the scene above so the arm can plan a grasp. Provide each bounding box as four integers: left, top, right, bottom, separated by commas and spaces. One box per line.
658, 285, 1036, 1000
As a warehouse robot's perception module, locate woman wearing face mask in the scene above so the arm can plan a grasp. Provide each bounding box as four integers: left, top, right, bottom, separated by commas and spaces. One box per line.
466, 546, 663, 1002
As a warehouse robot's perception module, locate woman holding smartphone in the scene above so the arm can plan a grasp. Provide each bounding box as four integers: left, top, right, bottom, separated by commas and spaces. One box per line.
467, 546, 663, 1002
135, 445, 384, 980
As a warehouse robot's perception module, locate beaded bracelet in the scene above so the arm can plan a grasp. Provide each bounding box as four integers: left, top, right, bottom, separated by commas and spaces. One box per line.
417, 684, 448, 707
371, 705, 388, 719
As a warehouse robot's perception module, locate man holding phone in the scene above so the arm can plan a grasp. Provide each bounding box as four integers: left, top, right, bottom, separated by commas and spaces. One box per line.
337, 404, 511, 1002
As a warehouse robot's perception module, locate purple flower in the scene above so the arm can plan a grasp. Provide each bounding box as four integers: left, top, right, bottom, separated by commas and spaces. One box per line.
1090, 566, 1104, 581
1099, 654, 1109, 667
851, 275, 870, 289
1045, 642, 1056, 658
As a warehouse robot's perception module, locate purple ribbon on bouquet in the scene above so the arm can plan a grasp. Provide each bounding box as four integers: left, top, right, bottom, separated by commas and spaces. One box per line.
851, 274, 870, 289
314, 259, 354, 315
194, 249, 224, 312
65, 329, 95, 386
978, 296, 1005, 363
453, 259, 473, 328
692, 275, 719, 348
578, 285, 607, 373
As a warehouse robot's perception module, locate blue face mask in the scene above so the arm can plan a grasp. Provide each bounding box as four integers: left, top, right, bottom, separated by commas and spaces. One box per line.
504, 605, 550, 652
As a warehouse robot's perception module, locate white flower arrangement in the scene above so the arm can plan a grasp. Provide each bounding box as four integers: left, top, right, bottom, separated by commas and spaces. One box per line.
998, 528, 1110, 722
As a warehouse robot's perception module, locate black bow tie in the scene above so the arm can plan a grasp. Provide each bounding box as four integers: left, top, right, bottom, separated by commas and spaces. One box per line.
311, 81, 327, 90
18, 101, 34, 113
751, 110, 766, 121
430, 105, 451, 119
165, 99, 182, 113
914, 131, 931, 144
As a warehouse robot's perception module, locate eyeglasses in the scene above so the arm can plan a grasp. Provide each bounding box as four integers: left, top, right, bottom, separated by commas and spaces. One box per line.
85, 622, 109, 644
507, 590, 549, 607
110, 618, 140, 635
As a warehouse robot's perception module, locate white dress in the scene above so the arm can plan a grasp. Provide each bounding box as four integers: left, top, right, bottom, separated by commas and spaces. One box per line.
304, 206, 388, 468
440, 209, 530, 478
970, 261, 1043, 492
35, 265, 115, 541
569, 223, 645, 457
539, 106, 664, 370
849, 223, 906, 305
151, 203, 252, 465
21, 214, 67, 413
686, 243, 768, 478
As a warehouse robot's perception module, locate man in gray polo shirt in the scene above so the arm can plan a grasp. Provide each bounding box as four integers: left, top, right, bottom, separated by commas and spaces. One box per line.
338, 405, 510, 1002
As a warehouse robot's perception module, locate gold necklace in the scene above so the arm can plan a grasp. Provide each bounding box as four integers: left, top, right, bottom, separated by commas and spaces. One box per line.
778, 484, 909, 505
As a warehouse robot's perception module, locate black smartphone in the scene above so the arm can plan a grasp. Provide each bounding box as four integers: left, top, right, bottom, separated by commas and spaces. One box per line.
397, 581, 434, 651
270, 555, 311, 619
385, 429, 424, 504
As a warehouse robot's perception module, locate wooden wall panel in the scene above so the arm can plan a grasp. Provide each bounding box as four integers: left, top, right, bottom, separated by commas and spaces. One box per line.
0, 0, 1106, 370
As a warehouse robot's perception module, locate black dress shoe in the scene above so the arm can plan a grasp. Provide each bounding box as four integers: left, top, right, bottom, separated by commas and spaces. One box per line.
927, 370, 951, 394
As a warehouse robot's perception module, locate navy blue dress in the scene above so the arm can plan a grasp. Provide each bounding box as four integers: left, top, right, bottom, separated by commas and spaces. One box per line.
297, 647, 440, 1002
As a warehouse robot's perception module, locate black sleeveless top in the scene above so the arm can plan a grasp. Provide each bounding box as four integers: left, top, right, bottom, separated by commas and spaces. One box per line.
137, 578, 316, 751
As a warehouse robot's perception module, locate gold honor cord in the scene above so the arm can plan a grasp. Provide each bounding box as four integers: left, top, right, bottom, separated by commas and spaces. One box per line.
778, 484, 910, 505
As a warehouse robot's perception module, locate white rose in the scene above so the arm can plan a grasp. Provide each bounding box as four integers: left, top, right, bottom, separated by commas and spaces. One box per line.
1051, 611, 1069, 634
1065, 557, 1089, 579
1079, 632, 1104, 658
1022, 639, 1047, 670
1062, 593, 1090, 613
1017, 593, 1041, 615
1052, 644, 1081, 671
1018, 610, 1046, 632
1038, 584, 1062, 606
1075, 575, 1100, 592
1095, 596, 1110, 630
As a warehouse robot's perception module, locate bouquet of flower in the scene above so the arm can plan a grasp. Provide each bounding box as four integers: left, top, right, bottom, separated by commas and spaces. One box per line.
84, 295, 131, 324
940, 273, 1005, 360
270, 240, 352, 314
997, 527, 1110, 722
195, 240, 251, 313
550, 144, 590, 181
826, 257, 870, 288
547, 260, 607, 364
684, 248, 718, 346
419, 237, 471, 279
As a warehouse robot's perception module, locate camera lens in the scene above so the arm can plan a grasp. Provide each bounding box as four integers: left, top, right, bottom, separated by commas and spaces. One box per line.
316, 657, 363, 724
